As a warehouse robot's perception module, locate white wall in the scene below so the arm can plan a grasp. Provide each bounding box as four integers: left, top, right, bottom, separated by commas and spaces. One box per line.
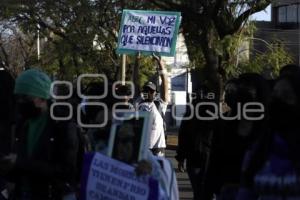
171, 91, 187, 127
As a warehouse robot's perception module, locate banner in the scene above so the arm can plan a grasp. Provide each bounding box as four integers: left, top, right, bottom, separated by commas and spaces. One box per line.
80, 153, 159, 200
116, 10, 181, 56
107, 111, 151, 165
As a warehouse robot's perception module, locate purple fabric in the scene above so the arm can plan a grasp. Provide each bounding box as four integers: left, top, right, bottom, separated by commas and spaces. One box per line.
236, 187, 257, 200
79, 153, 95, 200
147, 177, 159, 200
237, 133, 299, 199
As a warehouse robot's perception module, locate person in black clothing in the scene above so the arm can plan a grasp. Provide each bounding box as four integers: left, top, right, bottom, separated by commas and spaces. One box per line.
82, 82, 116, 153
0, 70, 15, 156
0, 69, 78, 200
114, 84, 134, 110
237, 70, 300, 199
203, 73, 271, 200
0, 70, 15, 200
279, 64, 300, 77
176, 85, 215, 200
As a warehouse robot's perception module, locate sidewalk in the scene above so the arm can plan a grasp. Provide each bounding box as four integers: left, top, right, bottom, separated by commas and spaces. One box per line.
166, 131, 193, 200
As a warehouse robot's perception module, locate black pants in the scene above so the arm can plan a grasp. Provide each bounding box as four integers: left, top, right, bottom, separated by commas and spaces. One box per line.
186, 160, 204, 200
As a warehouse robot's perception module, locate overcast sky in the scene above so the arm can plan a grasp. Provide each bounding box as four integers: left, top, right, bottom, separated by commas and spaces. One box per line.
250, 5, 271, 21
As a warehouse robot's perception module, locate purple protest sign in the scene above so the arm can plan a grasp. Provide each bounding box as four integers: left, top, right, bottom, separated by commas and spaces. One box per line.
80, 152, 159, 200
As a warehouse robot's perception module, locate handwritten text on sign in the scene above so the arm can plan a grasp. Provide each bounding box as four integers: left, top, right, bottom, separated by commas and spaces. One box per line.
117, 10, 181, 56
84, 153, 153, 200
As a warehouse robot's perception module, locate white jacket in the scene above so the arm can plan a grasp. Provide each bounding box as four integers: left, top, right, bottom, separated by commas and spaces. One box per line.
138, 102, 166, 149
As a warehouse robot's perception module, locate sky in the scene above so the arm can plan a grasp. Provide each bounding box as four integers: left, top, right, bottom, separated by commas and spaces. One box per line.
250, 5, 271, 21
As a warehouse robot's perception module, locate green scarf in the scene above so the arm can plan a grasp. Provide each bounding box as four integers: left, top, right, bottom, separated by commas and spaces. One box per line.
26, 113, 48, 156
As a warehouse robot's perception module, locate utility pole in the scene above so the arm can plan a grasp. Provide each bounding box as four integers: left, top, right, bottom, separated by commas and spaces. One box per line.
121, 54, 126, 85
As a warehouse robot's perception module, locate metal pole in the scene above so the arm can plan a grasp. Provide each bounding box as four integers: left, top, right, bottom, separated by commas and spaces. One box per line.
37, 24, 40, 61
121, 54, 126, 85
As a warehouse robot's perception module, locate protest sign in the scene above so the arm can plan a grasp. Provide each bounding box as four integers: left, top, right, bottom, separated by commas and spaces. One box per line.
80, 152, 159, 200
107, 111, 152, 164
116, 10, 181, 56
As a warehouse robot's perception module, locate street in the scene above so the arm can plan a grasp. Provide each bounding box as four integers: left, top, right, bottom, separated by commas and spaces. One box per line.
166, 134, 193, 200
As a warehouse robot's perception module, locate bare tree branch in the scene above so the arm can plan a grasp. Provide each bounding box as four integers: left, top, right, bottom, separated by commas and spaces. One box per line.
234, 0, 271, 30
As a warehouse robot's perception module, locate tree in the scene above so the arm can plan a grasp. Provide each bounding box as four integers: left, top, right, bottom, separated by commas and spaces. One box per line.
0, 21, 37, 77
0, 0, 157, 82
0, 0, 164, 86
237, 40, 294, 78
151, 0, 272, 100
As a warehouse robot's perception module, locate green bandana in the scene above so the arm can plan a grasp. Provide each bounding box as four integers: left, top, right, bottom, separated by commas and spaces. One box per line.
26, 114, 48, 156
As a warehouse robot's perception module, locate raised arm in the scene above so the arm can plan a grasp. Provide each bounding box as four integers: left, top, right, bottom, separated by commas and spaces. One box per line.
153, 54, 169, 103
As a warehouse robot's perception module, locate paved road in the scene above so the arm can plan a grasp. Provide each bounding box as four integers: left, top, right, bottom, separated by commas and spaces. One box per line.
166, 134, 193, 200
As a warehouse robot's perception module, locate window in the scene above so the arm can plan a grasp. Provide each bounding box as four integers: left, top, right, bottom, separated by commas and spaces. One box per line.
277, 4, 300, 24
278, 6, 287, 23
298, 4, 300, 22
287, 5, 297, 22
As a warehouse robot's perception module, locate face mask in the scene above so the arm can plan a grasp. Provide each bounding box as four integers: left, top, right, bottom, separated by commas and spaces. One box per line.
269, 97, 299, 133
142, 91, 154, 102
17, 100, 41, 119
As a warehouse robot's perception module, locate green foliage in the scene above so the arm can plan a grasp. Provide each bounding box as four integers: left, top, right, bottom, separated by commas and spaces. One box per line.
222, 20, 294, 79
238, 43, 294, 78
139, 56, 157, 86
217, 20, 294, 80
152, 0, 271, 96
1, 0, 274, 90
125, 55, 157, 88
0, 0, 157, 83
186, 41, 206, 70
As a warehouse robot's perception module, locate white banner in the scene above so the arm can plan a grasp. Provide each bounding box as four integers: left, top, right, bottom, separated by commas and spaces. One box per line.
117, 10, 181, 56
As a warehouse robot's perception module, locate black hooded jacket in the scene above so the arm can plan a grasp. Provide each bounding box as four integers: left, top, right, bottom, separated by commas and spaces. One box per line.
8, 115, 79, 200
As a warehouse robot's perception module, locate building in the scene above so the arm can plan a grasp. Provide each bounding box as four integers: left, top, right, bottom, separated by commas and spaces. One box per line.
253, 0, 300, 65
162, 34, 191, 127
